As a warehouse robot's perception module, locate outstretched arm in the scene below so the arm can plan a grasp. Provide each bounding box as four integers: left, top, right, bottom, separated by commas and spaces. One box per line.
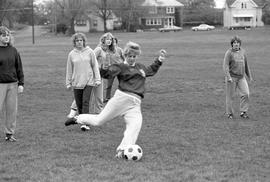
144, 49, 166, 77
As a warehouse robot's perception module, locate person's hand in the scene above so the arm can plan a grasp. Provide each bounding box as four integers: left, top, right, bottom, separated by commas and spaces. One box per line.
158, 49, 167, 62
94, 80, 101, 87
66, 85, 72, 91
227, 77, 233, 83
18, 85, 24, 93
248, 77, 254, 82
102, 63, 110, 70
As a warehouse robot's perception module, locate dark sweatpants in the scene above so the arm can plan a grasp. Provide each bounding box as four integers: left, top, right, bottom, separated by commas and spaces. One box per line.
74, 85, 93, 114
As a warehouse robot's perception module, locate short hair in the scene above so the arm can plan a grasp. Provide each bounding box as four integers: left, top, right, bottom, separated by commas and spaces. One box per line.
231, 36, 241, 47
123, 41, 141, 57
0, 26, 13, 46
71, 32, 87, 47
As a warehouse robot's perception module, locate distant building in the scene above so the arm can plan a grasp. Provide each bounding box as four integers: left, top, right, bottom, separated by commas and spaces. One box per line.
223, 0, 265, 29
140, 0, 184, 29
74, 10, 121, 32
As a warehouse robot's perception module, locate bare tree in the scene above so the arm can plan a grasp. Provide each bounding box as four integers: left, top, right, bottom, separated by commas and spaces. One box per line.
90, 0, 113, 32
55, 0, 86, 34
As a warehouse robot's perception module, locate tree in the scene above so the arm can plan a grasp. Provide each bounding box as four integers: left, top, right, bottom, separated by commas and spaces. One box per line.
112, 0, 145, 32
181, 0, 219, 25
90, 0, 113, 32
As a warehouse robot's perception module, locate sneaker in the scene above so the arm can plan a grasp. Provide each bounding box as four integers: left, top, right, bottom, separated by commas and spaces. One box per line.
67, 109, 77, 118
240, 112, 249, 119
5, 134, 16, 142
115, 149, 124, 159
65, 117, 78, 126
227, 113, 233, 119
80, 125, 90, 131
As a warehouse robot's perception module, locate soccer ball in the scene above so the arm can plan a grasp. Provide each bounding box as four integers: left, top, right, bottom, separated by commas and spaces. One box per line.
123, 144, 143, 161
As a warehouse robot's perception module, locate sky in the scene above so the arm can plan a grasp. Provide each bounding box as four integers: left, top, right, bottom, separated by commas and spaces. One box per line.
215, 0, 226, 9
35, 0, 227, 9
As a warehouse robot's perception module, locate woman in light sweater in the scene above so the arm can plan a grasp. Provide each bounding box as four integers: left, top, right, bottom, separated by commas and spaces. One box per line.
67, 33, 124, 121
65, 41, 166, 158
66, 33, 101, 128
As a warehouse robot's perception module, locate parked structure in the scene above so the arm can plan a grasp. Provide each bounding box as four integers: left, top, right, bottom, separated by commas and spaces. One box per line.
223, 0, 264, 29
140, 0, 184, 30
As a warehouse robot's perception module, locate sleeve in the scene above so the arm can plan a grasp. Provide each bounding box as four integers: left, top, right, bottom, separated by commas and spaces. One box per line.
15, 49, 24, 86
118, 47, 125, 62
90, 50, 101, 82
244, 54, 252, 80
223, 50, 232, 80
144, 58, 163, 77
100, 64, 122, 79
66, 53, 73, 87
94, 47, 102, 68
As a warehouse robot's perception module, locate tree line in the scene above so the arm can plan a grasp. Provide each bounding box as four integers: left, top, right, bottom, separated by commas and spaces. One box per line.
0, 0, 269, 34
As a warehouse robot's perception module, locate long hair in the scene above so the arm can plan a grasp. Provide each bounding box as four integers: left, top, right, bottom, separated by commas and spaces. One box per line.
98, 32, 116, 52
71, 32, 87, 47
0, 26, 13, 46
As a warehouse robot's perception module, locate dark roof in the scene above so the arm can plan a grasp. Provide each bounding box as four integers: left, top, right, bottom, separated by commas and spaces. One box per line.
226, 0, 265, 7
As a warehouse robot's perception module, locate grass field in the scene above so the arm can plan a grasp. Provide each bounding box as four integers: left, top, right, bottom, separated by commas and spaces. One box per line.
0, 27, 270, 182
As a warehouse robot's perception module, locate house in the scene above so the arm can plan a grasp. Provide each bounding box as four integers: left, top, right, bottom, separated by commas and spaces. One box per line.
140, 0, 184, 29
223, 0, 265, 29
74, 10, 121, 32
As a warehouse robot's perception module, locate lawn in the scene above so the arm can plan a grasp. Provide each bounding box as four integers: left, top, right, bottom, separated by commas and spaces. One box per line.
0, 27, 270, 182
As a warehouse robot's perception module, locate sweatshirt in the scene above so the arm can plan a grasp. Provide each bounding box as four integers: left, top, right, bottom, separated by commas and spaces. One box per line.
100, 58, 162, 98
66, 46, 101, 89
94, 46, 124, 68
223, 48, 251, 80
0, 45, 24, 86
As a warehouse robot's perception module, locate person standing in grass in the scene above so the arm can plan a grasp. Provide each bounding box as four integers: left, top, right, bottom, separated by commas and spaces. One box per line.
66, 32, 101, 130
103, 37, 125, 103
223, 36, 253, 119
67, 33, 124, 128
0, 26, 24, 142
65, 41, 166, 158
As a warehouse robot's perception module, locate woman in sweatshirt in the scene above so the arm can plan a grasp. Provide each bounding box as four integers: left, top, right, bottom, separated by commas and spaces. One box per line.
223, 36, 253, 119
65, 41, 166, 158
0, 26, 24, 142
66, 32, 101, 128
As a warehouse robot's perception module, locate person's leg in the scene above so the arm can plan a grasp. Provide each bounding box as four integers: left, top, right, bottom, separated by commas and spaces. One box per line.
0, 84, 7, 135
225, 78, 236, 117
4, 83, 18, 137
93, 80, 103, 114
67, 100, 77, 118
116, 98, 142, 152
238, 77, 249, 116
81, 86, 93, 114
76, 90, 131, 126
105, 77, 115, 101
73, 89, 83, 114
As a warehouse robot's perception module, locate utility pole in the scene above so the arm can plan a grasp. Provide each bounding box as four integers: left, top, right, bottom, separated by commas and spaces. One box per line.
32, 0, 35, 44
54, 0, 57, 35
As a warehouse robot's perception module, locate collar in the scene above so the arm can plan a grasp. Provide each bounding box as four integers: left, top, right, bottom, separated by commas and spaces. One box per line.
124, 61, 136, 67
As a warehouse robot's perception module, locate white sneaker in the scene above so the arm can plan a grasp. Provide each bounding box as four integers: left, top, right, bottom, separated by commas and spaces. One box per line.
80, 125, 90, 131
67, 109, 77, 118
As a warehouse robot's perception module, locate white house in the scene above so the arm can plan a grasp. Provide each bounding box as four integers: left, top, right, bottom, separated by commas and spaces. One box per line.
74, 10, 120, 32
223, 0, 265, 29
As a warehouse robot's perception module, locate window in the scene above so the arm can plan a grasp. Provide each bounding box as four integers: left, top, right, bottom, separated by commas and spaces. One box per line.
93, 20, 98, 27
166, 7, 175, 14
146, 18, 162, 25
76, 19, 87, 26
